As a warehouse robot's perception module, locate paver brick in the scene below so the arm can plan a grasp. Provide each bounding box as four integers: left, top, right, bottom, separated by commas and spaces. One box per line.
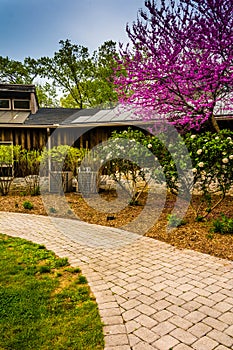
168, 294, 189, 304
102, 315, 124, 325
182, 300, 202, 312
134, 314, 158, 328
188, 322, 212, 337
104, 334, 129, 347
202, 317, 228, 331
136, 295, 154, 305
104, 324, 127, 335
121, 299, 141, 311
166, 305, 189, 317
125, 320, 140, 333
214, 345, 233, 350
153, 310, 174, 322
132, 342, 157, 350
207, 329, 233, 348
128, 333, 141, 347
111, 285, 128, 295
163, 286, 183, 296
134, 326, 159, 343
151, 320, 176, 336
192, 336, 219, 350
199, 305, 221, 318
99, 308, 121, 317
214, 301, 233, 313
136, 303, 156, 316
122, 309, 141, 322
170, 328, 197, 345
195, 296, 216, 307
151, 299, 171, 310
153, 334, 179, 350
184, 310, 206, 323
225, 324, 233, 336
151, 290, 169, 300
169, 315, 193, 330
99, 302, 119, 309
137, 286, 154, 296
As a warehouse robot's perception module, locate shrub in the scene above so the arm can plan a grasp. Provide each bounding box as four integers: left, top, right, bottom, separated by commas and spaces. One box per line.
100, 128, 233, 219
211, 214, 233, 234
23, 201, 34, 210
167, 214, 186, 228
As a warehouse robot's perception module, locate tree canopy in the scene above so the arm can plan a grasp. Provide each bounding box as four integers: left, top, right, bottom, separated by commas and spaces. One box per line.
0, 56, 37, 84
115, 0, 233, 132
0, 40, 119, 109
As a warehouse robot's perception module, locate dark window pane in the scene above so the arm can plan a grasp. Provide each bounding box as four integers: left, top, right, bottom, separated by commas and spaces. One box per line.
13, 100, 30, 110
0, 99, 10, 109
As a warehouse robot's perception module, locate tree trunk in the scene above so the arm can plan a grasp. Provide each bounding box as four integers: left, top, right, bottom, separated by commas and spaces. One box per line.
211, 114, 220, 133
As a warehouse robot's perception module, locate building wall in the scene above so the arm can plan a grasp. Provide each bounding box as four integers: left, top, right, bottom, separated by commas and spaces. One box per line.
0, 125, 138, 150
0, 127, 48, 150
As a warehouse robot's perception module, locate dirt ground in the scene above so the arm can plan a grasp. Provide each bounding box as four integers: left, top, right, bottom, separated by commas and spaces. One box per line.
0, 189, 233, 261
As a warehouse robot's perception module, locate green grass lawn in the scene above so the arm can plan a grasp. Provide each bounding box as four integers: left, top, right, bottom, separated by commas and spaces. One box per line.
0, 233, 104, 350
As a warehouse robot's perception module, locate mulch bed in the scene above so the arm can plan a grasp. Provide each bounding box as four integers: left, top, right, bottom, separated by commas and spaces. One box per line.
0, 190, 233, 261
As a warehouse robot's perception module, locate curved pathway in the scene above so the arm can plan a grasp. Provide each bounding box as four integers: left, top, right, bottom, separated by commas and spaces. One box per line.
0, 211, 233, 350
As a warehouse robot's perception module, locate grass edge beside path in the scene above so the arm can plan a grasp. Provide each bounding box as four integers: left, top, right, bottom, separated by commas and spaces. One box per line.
0, 233, 104, 350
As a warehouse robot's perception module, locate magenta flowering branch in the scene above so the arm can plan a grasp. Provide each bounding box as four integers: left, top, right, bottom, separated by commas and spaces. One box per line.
114, 0, 233, 132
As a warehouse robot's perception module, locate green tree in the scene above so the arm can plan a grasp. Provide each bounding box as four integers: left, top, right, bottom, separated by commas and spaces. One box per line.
0, 39, 119, 108
90, 40, 119, 108
0, 56, 37, 84
38, 39, 118, 108
36, 82, 59, 107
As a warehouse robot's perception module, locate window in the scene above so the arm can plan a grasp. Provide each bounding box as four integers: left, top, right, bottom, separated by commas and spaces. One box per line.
13, 99, 30, 110
0, 99, 10, 110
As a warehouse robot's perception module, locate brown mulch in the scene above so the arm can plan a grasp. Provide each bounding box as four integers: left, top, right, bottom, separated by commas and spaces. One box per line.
0, 190, 233, 261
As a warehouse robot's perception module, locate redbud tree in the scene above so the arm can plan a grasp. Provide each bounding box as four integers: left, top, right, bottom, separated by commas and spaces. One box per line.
115, 0, 233, 132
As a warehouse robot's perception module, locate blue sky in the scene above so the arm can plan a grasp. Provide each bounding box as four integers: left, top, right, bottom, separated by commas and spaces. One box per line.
0, 0, 145, 61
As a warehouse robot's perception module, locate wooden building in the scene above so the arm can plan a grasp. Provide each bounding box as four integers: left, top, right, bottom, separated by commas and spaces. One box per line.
0, 84, 232, 151
0, 84, 148, 150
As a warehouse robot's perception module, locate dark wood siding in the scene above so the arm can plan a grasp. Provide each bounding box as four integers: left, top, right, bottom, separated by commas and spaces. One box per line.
0, 127, 48, 150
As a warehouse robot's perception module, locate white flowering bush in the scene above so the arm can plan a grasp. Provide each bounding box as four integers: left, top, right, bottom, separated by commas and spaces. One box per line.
184, 130, 233, 219
97, 128, 159, 204
98, 127, 233, 219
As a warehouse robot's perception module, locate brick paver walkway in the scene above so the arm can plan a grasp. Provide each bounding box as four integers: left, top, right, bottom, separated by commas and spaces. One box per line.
0, 211, 233, 350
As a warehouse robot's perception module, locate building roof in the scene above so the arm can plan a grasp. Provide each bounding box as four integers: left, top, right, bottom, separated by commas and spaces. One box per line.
68, 107, 138, 125
0, 83, 36, 93
0, 111, 30, 124
24, 107, 81, 125
24, 106, 142, 127
0, 82, 232, 127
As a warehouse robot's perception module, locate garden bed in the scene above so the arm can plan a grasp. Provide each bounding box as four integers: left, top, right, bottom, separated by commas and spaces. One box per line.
0, 190, 233, 261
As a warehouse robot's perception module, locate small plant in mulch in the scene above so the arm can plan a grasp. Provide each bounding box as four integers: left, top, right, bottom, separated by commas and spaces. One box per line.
167, 214, 186, 228
211, 214, 233, 234
49, 207, 57, 213
23, 200, 34, 210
